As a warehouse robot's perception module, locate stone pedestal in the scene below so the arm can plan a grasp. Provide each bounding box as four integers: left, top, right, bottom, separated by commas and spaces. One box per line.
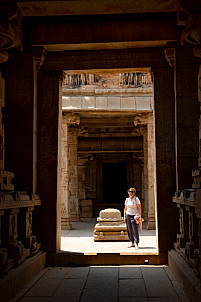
94, 208, 129, 241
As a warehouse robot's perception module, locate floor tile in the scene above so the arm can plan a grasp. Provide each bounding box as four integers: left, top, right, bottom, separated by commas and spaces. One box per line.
119, 298, 148, 302
50, 295, 80, 302
148, 297, 180, 302
20, 298, 50, 302
119, 266, 142, 279
119, 279, 147, 297
53, 278, 85, 297
25, 278, 61, 297
65, 267, 89, 279
80, 288, 118, 302
45, 267, 70, 279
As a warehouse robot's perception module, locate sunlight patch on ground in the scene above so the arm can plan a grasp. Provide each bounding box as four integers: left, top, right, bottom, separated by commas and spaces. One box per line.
61, 218, 158, 254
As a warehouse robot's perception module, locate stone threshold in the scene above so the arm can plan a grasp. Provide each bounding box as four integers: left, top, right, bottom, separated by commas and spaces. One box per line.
0, 250, 46, 302
47, 251, 166, 267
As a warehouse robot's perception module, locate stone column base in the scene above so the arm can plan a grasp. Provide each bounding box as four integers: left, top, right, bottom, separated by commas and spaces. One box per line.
147, 216, 156, 230
70, 213, 80, 222
61, 218, 72, 230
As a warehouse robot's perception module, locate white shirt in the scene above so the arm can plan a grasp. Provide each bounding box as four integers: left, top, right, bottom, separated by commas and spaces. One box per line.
125, 196, 141, 215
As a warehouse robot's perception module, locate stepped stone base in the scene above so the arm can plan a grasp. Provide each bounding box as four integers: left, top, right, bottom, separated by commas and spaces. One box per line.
94, 208, 129, 241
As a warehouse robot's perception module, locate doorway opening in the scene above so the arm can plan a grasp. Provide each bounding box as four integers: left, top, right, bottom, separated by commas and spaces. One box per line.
102, 162, 127, 204
60, 70, 158, 255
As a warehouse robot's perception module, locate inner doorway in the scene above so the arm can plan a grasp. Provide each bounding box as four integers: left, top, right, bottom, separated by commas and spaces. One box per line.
102, 162, 127, 204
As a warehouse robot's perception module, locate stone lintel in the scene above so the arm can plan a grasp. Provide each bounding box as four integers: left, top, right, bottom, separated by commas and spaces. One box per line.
25, 15, 180, 51
45, 48, 169, 71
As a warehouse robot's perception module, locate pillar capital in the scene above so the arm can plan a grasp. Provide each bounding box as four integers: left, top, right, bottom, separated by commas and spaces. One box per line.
33, 48, 46, 72
178, 0, 201, 58
63, 112, 80, 126
164, 45, 176, 68
0, 4, 23, 64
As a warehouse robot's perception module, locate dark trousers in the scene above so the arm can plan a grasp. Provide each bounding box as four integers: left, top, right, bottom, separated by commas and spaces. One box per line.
126, 214, 139, 245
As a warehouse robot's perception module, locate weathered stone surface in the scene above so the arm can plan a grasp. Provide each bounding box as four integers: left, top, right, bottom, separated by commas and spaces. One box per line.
94, 208, 129, 241
99, 208, 121, 219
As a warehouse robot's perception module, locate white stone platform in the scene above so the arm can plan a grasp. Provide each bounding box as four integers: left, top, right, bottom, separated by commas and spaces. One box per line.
61, 218, 158, 255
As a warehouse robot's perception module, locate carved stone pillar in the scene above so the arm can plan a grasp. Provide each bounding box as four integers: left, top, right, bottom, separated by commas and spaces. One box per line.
134, 113, 156, 229
142, 125, 148, 222
147, 115, 156, 229
0, 72, 5, 171
152, 66, 178, 252
2, 49, 46, 192
165, 44, 199, 191
63, 113, 80, 222
18, 205, 40, 255
68, 128, 79, 222
61, 114, 71, 230
37, 70, 63, 253
2, 208, 25, 265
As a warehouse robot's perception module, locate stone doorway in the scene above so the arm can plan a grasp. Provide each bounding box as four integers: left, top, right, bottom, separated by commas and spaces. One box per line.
61, 71, 157, 237
102, 162, 127, 204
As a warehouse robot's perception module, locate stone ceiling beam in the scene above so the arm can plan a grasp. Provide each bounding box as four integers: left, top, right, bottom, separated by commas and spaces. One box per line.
45, 47, 169, 71
17, 0, 179, 17
23, 14, 180, 52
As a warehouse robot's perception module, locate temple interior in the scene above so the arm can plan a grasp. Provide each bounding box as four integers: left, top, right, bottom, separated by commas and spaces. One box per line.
0, 1, 201, 301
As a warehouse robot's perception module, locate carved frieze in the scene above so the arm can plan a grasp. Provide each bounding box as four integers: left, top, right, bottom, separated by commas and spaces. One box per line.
0, 5, 23, 63
133, 113, 151, 126
179, 0, 201, 58
63, 112, 80, 126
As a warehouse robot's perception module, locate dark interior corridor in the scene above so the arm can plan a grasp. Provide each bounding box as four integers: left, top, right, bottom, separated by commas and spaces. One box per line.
102, 162, 127, 204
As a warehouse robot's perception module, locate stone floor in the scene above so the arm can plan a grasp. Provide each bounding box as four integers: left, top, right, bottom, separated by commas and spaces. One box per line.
61, 218, 157, 255
13, 265, 190, 302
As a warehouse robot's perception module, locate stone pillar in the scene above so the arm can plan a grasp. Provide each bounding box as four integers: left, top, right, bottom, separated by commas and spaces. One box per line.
0, 72, 5, 171
78, 156, 88, 201
147, 114, 156, 229
36, 70, 62, 253
61, 119, 71, 230
142, 125, 148, 222
134, 114, 156, 229
2, 51, 34, 191
68, 127, 79, 222
2, 49, 45, 193
64, 113, 80, 222
174, 46, 199, 190
152, 66, 178, 252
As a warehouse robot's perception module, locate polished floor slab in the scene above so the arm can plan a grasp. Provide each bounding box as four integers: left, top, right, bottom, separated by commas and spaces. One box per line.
15, 265, 189, 302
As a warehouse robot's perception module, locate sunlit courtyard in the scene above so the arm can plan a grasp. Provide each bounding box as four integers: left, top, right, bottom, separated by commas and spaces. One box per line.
61, 218, 157, 255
